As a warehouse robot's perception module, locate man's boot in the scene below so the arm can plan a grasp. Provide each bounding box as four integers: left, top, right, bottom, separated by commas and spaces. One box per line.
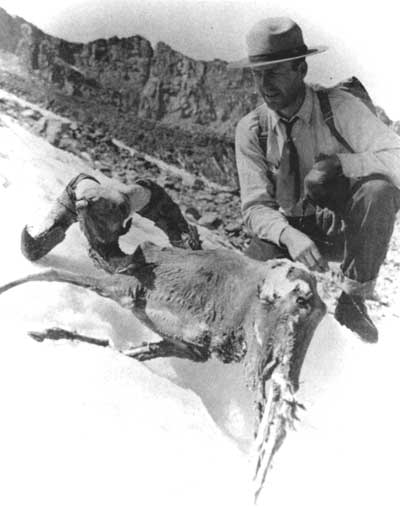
334, 291, 378, 343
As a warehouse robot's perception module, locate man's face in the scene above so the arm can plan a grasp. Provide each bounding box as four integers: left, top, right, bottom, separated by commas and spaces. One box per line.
252, 61, 305, 113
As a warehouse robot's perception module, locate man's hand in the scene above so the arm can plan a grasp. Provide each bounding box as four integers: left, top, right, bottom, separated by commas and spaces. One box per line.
304, 154, 344, 207
280, 225, 328, 272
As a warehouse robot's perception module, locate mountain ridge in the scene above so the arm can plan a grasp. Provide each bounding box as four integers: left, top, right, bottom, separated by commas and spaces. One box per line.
0, 6, 397, 188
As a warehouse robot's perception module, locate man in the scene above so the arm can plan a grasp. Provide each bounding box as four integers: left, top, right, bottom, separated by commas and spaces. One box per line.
229, 17, 400, 343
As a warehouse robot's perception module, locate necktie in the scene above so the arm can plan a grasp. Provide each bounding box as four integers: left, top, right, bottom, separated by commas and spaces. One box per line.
277, 117, 301, 207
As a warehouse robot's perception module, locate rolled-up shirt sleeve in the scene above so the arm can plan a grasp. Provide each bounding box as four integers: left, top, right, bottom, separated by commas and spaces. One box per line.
235, 114, 289, 245
332, 92, 400, 188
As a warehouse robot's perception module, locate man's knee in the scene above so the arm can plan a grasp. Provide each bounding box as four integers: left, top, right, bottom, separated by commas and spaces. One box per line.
350, 177, 400, 213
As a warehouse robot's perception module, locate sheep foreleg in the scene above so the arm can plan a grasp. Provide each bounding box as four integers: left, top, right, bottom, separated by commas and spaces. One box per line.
28, 327, 210, 363
122, 337, 210, 362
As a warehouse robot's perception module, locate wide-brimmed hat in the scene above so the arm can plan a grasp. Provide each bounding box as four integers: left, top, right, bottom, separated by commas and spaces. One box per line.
228, 17, 327, 69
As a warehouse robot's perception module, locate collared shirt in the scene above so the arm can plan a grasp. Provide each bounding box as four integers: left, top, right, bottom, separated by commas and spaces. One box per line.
235, 85, 400, 245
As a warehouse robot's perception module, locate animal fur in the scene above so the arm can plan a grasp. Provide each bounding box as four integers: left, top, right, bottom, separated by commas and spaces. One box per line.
0, 241, 325, 392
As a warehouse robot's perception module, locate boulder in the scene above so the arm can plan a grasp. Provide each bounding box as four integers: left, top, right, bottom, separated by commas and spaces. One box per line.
35, 116, 71, 146
198, 212, 222, 229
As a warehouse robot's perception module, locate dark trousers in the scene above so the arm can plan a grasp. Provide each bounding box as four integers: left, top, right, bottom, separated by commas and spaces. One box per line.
245, 176, 400, 286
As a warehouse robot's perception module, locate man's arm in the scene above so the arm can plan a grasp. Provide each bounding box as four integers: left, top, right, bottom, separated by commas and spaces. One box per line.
331, 91, 400, 188
235, 112, 327, 271
235, 112, 289, 245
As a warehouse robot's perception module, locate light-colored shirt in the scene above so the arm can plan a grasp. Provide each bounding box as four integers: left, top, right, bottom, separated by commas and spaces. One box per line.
235, 84, 400, 245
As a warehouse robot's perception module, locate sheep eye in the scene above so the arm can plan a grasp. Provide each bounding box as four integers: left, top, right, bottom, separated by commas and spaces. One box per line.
296, 296, 309, 307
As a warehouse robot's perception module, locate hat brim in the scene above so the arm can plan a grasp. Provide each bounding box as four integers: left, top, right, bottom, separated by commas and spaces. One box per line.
227, 45, 328, 69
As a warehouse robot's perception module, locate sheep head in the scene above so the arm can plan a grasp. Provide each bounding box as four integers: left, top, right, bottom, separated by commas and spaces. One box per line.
248, 259, 326, 502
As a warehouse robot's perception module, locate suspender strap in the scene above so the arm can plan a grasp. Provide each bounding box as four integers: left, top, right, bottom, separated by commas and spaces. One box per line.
258, 92, 355, 155
316, 89, 355, 154
256, 107, 278, 195
257, 106, 269, 155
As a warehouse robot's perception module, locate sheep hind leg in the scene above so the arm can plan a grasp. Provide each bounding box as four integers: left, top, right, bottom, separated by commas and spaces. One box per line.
29, 327, 110, 347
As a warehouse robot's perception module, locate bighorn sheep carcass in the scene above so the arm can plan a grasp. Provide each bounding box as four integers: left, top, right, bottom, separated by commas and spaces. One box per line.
0, 241, 326, 501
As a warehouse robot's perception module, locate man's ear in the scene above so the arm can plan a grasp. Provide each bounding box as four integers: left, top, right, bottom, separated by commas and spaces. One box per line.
299, 61, 308, 80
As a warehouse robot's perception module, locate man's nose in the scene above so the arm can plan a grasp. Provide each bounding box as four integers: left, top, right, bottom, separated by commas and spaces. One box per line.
261, 73, 277, 88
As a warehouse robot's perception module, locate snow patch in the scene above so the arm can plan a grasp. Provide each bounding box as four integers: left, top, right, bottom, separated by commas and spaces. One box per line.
0, 108, 399, 508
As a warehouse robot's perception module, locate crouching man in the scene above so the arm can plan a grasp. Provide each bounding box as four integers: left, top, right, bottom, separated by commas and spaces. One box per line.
229, 17, 400, 343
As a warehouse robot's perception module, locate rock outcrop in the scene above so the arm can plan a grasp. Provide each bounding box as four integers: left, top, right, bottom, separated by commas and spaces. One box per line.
8, 14, 256, 134
0, 89, 247, 250
0, 7, 261, 186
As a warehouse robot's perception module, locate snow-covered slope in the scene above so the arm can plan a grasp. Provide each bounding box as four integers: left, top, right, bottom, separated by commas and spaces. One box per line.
0, 107, 399, 508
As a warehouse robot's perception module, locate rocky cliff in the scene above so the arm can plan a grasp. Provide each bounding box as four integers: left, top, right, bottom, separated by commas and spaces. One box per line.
0, 7, 263, 186
10, 17, 257, 133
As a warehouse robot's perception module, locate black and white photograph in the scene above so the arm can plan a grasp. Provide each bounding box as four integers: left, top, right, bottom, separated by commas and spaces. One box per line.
0, 1, 399, 507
